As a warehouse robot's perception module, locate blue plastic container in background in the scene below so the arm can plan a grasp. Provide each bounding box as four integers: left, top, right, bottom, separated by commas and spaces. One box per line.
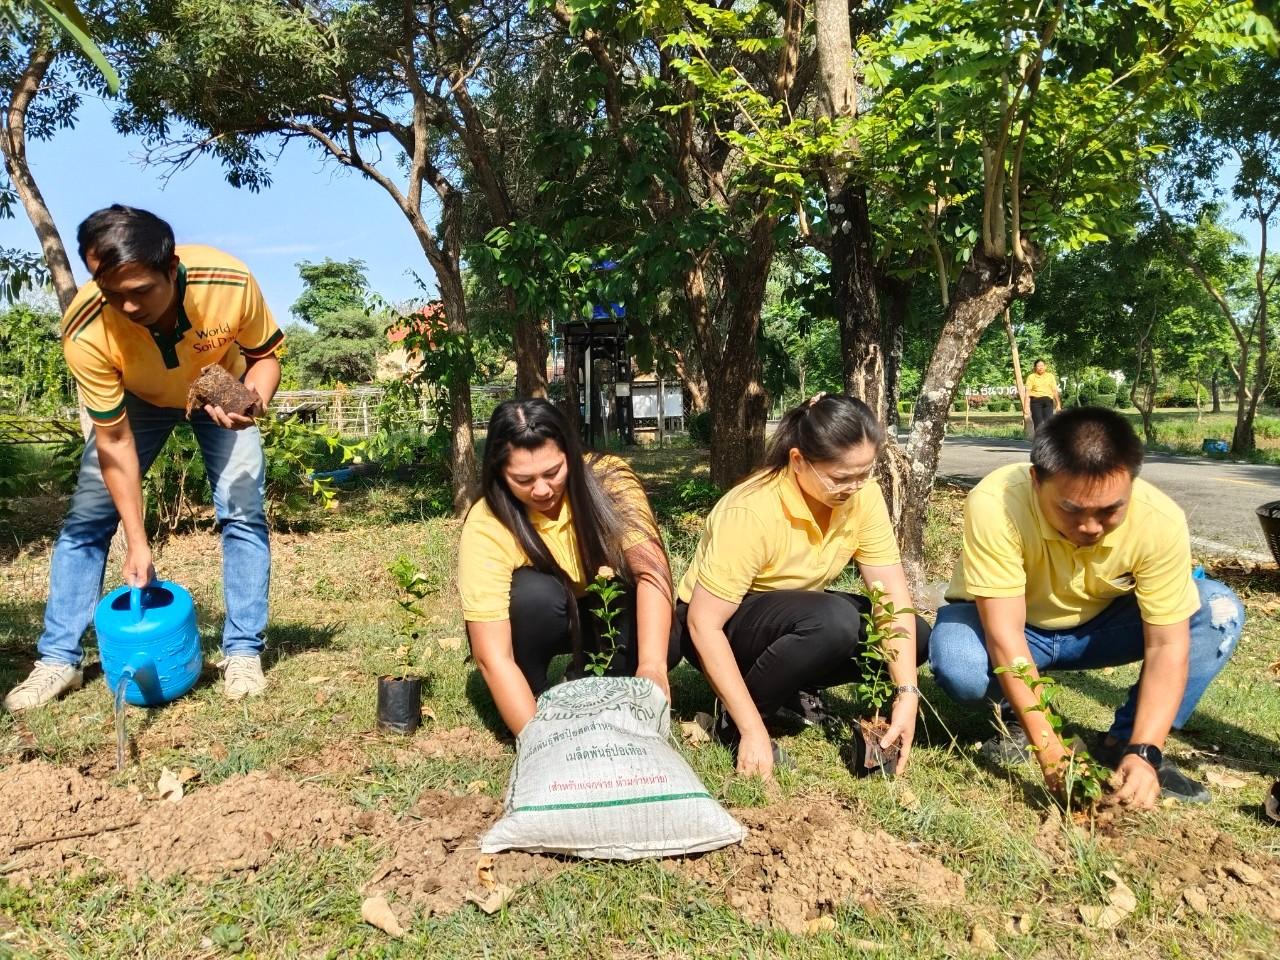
1201, 439, 1229, 455
94, 581, 203, 706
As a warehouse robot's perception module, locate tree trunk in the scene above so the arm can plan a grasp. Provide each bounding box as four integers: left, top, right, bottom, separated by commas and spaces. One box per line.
898, 252, 1035, 592
708, 350, 768, 487
1003, 309, 1034, 438
831, 181, 886, 417
512, 298, 548, 399
671, 345, 708, 414
436, 263, 476, 514
1231, 342, 1254, 454
1211, 364, 1221, 413
1, 39, 77, 311
881, 284, 907, 431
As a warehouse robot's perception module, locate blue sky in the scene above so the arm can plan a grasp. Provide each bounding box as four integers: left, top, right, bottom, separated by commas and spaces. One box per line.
0, 98, 439, 322
0, 96, 1264, 325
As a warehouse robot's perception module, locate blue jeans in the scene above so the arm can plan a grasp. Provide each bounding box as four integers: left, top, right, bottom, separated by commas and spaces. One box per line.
37, 392, 270, 666
929, 578, 1244, 741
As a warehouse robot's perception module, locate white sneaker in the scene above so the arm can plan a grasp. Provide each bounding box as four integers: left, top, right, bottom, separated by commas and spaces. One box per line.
219, 655, 267, 700
3, 661, 84, 712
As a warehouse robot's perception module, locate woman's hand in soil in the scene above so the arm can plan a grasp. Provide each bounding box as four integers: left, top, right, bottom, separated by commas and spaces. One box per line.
634, 661, 671, 706
1108, 754, 1161, 809
122, 542, 155, 588
736, 729, 775, 780
881, 693, 919, 775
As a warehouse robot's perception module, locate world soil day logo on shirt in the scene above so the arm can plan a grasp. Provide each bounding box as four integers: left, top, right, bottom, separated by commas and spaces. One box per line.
193, 322, 234, 353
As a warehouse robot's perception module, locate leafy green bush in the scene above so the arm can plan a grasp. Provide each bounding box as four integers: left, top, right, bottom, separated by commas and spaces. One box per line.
687, 411, 712, 447
951, 400, 967, 412
897, 400, 914, 415
674, 477, 721, 511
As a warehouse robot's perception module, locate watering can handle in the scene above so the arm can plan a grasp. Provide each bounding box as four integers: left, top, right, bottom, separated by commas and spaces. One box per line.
129, 586, 144, 623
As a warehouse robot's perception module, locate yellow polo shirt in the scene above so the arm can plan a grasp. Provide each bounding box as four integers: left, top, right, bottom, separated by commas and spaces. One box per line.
946, 463, 1199, 629
1025, 371, 1057, 398
61, 245, 283, 426
458, 456, 659, 622
678, 468, 901, 605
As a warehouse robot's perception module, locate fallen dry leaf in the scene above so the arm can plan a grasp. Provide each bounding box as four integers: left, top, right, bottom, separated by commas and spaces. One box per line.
314, 690, 328, 706
421, 705, 437, 722
305, 675, 329, 685
1079, 870, 1137, 929
679, 719, 711, 745
476, 854, 496, 890
968, 924, 998, 951
1205, 769, 1247, 790
466, 883, 515, 915
436, 636, 464, 651
1005, 914, 1033, 936
209, 743, 228, 762
898, 788, 921, 812
804, 916, 837, 935
156, 767, 183, 804
466, 779, 490, 794
361, 896, 405, 938
851, 940, 886, 952
176, 766, 200, 785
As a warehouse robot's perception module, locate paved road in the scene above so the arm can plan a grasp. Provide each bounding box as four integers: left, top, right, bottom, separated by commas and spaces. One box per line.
933, 436, 1279, 562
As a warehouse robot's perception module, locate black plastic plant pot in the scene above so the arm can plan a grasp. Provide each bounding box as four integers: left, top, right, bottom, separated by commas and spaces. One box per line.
845, 717, 900, 779
376, 675, 423, 734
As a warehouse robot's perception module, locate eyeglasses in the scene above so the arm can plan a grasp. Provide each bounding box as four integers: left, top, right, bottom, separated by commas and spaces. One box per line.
805, 459, 875, 494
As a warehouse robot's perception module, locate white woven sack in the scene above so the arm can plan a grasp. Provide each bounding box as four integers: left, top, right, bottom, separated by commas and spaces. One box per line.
480, 676, 746, 860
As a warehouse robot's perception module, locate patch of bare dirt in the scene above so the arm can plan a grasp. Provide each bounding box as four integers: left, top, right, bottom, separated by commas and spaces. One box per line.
679, 795, 964, 934
0, 760, 384, 886
1110, 818, 1280, 923
362, 789, 564, 917
412, 725, 508, 761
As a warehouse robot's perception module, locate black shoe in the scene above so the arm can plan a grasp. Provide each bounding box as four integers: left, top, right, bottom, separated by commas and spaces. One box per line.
1266, 782, 1280, 824
1090, 734, 1211, 804
695, 707, 794, 770
980, 723, 1033, 766
767, 688, 832, 735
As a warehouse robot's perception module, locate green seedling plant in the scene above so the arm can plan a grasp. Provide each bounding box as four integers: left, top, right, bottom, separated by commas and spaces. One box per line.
585, 566, 623, 677
994, 658, 1106, 814
856, 579, 909, 719
388, 553, 435, 678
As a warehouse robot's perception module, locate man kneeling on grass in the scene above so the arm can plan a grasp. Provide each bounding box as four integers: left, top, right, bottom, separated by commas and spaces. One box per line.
929, 407, 1244, 808
3, 205, 284, 711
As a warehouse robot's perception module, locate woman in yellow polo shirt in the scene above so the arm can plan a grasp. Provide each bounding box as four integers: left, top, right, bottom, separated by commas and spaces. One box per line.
681, 394, 927, 779
458, 398, 679, 734
1024, 359, 1060, 431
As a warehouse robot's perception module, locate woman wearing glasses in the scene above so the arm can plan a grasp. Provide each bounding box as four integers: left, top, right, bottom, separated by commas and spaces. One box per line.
680, 393, 927, 779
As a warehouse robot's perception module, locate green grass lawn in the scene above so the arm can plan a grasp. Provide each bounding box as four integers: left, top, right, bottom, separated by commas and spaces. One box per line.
941, 405, 1280, 466
1, 450, 1278, 959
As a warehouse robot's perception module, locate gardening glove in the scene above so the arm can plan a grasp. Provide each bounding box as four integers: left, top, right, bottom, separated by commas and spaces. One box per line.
881, 693, 919, 775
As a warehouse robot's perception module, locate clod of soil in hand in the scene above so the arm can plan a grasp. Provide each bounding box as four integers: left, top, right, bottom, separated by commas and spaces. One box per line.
679, 796, 963, 934
968, 925, 998, 951
185, 364, 259, 418
1079, 870, 1137, 929
361, 896, 406, 938
156, 767, 183, 804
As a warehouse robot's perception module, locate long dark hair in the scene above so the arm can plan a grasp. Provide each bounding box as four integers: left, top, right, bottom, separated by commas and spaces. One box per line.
757, 393, 884, 480
478, 399, 662, 667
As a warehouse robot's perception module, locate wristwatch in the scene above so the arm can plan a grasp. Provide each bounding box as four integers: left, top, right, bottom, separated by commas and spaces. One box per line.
1122, 743, 1163, 771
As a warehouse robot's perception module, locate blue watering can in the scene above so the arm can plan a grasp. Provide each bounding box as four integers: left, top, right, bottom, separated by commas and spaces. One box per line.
94, 580, 203, 706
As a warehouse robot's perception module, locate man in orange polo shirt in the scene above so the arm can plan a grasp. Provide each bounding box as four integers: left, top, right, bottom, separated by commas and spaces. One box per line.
4, 205, 284, 710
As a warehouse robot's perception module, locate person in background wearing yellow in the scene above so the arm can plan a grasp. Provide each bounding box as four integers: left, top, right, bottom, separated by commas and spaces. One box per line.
681, 394, 928, 779
4, 205, 283, 711
930, 408, 1244, 807
458, 399, 679, 735
1024, 358, 1061, 431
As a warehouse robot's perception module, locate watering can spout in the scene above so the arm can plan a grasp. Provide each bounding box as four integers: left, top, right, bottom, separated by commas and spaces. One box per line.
122, 652, 162, 701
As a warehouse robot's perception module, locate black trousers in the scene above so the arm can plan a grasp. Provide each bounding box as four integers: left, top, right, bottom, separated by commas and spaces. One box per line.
507, 567, 682, 696
1030, 396, 1055, 430
678, 589, 931, 718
